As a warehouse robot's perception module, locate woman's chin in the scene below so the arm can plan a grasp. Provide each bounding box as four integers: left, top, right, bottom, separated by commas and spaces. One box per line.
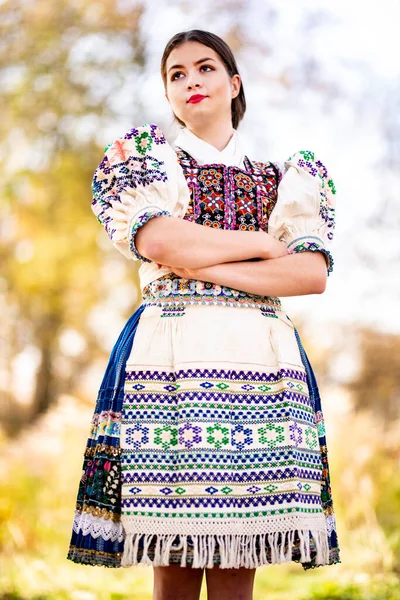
182, 108, 214, 128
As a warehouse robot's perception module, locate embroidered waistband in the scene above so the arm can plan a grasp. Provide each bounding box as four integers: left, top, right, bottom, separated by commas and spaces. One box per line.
142, 274, 282, 311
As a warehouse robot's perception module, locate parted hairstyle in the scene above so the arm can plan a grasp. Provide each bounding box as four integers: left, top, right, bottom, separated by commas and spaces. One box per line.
160, 29, 246, 130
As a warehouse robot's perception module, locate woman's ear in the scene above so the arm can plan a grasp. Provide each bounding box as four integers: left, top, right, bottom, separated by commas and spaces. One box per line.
231, 74, 241, 99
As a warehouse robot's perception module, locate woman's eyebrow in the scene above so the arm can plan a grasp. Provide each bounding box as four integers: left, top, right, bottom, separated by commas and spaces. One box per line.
168, 57, 216, 74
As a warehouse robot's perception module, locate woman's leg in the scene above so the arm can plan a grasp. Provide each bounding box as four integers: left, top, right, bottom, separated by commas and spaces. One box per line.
205, 566, 257, 600
152, 564, 204, 600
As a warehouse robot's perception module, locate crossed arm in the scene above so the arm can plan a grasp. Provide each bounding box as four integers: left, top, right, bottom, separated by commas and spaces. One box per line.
135, 216, 327, 297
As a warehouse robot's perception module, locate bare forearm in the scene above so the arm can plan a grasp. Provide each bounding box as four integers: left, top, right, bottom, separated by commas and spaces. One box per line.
170, 251, 328, 297
135, 216, 288, 268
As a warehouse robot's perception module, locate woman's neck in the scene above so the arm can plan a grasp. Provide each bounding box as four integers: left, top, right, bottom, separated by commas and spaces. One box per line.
186, 120, 234, 152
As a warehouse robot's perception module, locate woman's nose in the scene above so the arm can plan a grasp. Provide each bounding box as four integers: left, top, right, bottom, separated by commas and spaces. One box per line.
186, 74, 201, 90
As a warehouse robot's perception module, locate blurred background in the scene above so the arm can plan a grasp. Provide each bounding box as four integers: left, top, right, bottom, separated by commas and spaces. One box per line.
1, 0, 400, 598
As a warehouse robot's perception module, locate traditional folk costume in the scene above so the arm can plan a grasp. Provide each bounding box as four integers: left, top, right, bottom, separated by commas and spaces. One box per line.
67, 123, 341, 570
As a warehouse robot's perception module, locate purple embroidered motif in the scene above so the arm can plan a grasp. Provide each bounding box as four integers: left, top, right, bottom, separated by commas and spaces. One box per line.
123, 127, 140, 139
150, 124, 167, 145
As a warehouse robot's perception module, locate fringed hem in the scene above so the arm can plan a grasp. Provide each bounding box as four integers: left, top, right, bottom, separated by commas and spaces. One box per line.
121, 528, 330, 569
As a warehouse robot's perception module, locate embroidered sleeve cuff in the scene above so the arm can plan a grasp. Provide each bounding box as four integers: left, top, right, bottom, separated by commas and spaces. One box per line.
128, 206, 172, 262
287, 235, 334, 276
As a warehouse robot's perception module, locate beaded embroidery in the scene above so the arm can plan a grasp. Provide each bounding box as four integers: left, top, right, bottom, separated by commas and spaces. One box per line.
142, 272, 282, 312
175, 148, 281, 233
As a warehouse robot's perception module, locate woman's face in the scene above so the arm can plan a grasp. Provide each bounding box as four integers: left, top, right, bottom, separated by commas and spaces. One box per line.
165, 41, 241, 129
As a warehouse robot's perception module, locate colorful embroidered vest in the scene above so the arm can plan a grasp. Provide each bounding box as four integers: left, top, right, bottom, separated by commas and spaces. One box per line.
175, 148, 282, 232
141, 149, 284, 315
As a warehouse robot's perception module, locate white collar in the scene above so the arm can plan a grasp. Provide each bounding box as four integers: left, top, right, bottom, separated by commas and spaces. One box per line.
174, 127, 246, 168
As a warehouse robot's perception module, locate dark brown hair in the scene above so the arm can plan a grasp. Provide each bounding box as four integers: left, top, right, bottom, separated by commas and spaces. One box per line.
160, 29, 246, 129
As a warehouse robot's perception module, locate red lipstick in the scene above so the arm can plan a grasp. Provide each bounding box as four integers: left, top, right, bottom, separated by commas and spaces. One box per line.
188, 94, 207, 104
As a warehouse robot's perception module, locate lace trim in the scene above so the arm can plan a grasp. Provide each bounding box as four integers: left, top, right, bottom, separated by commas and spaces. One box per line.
72, 509, 125, 543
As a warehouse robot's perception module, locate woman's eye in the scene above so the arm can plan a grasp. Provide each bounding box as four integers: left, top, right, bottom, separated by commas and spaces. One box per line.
171, 71, 183, 81
170, 65, 214, 81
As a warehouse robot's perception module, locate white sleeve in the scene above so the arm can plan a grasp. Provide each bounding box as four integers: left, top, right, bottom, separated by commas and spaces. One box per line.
91, 123, 190, 262
267, 150, 336, 275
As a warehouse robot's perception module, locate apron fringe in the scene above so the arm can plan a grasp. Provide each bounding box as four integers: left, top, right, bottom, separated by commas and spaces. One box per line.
120, 528, 330, 569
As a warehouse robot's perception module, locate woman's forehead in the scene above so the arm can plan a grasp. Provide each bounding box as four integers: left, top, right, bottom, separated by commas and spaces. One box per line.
166, 41, 220, 68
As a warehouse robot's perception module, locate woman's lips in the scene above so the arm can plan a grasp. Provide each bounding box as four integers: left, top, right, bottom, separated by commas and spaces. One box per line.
188, 95, 207, 104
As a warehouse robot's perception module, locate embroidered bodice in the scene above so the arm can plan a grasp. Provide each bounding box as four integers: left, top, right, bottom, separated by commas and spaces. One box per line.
175, 149, 281, 233
91, 123, 336, 291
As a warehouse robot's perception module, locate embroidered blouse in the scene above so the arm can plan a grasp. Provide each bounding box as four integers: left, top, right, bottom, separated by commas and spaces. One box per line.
91, 123, 335, 290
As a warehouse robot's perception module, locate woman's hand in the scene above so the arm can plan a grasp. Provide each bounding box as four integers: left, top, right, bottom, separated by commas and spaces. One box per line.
164, 265, 204, 280
256, 231, 290, 260
163, 263, 224, 284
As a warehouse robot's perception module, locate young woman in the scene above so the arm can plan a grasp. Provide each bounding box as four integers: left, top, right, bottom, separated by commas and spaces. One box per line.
67, 29, 340, 600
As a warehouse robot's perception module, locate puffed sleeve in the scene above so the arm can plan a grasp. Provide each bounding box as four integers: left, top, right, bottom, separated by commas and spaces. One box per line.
91, 123, 190, 262
267, 150, 336, 275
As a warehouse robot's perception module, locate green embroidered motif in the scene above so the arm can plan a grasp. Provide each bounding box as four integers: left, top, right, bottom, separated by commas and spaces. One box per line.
258, 423, 285, 448
216, 382, 229, 390
258, 384, 272, 392
206, 424, 230, 449
293, 242, 307, 251
154, 425, 178, 450
135, 131, 153, 155
299, 150, 315, 161
328, 179, 336, 194
317, 420, 326, 437
305, 426, 318, 449
264, 484, 278, 493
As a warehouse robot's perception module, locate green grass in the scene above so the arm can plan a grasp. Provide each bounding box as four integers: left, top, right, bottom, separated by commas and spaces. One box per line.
1, 571, 400, 600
